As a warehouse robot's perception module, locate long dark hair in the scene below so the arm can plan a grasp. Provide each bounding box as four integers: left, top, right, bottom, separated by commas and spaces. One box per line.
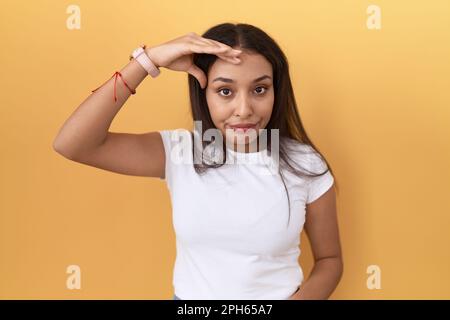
187, 22, 339, 227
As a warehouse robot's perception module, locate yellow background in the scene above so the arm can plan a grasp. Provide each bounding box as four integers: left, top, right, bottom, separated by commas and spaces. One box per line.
1, 0, 449, 299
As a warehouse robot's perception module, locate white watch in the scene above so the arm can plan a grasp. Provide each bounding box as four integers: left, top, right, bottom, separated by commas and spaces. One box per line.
130, 45, 160, 78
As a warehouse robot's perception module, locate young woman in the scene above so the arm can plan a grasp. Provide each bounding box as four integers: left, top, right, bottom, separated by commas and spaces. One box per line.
53, 23, 343, 300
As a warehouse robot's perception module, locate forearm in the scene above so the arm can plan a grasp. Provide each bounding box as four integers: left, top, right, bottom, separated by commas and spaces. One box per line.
290, 257, 343, 300
53, 54, 149, 158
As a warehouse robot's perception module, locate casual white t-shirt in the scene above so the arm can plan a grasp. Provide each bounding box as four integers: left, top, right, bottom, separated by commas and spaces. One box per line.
158, 128, 334, 300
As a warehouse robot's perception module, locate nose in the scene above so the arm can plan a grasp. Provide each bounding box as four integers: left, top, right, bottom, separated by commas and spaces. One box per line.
233, 93, 253, 118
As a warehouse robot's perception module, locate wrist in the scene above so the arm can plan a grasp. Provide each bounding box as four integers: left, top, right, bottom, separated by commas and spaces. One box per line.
144, 47, 160, 68
129, 45, 160, 78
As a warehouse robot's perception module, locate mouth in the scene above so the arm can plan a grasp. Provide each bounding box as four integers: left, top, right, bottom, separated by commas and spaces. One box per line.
226, 123, 258, 133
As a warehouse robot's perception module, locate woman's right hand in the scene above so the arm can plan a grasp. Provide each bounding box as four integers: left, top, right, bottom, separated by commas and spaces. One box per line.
144, 32, 242, 89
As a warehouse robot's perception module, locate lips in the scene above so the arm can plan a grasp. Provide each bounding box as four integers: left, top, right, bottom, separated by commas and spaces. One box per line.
227, 123, 257, 133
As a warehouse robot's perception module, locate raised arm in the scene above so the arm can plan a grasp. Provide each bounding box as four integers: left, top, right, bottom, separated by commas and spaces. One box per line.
52, 33, 243, 178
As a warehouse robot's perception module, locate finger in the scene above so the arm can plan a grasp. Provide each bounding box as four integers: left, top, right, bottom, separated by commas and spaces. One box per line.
187, 64, 207, 89
209, 39, 242, 55
198, 37, 220, 48
217, 54, 241, 64
188, 43, 240, 63
195, 38, 241, 56
205, 41, 242, 62
193, 34, 230, 51
189, 42, 228, 54
193, 40, 241, 63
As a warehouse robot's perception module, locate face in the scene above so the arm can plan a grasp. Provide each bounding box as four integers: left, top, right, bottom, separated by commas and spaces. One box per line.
205, 49, 274, 152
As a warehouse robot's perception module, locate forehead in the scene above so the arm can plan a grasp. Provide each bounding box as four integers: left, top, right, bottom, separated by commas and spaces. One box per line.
208, 52, 273, 84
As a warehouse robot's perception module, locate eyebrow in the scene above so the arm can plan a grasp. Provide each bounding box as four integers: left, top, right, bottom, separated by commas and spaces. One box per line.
212, 75, 272, 83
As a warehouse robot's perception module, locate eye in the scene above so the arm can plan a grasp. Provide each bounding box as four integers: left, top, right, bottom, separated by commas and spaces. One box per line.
254, 86, 267, 95
218, 88, 232, 97
216, 86, 268, 98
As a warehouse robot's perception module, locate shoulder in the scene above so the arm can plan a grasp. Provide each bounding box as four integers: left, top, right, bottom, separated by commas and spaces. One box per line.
158, 128, 195, 163
283, 137, 314, 153
159, 128, 194, 149
159, 128, 193, 141
281, 137, 329, 174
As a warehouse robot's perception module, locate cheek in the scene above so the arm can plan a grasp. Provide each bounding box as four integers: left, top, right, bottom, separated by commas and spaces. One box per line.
209, 107, 229, 127
258, 95, 275, 121
206, 97, 230, 127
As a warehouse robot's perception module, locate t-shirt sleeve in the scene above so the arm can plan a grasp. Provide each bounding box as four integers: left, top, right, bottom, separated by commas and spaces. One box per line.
306, 149, 335, 204
158, 129, 192, 190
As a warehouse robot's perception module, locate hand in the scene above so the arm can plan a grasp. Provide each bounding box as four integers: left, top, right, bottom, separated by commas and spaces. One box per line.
144, 32, 242, 89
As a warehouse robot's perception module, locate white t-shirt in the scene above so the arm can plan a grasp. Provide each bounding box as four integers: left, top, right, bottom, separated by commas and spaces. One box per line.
158, 128, 334, 300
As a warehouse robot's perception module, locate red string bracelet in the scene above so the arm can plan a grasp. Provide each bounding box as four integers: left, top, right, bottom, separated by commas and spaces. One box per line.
91, 71, 136, 102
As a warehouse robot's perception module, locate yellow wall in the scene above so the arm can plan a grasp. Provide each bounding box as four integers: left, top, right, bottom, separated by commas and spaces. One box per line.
1, 0, 449, 299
